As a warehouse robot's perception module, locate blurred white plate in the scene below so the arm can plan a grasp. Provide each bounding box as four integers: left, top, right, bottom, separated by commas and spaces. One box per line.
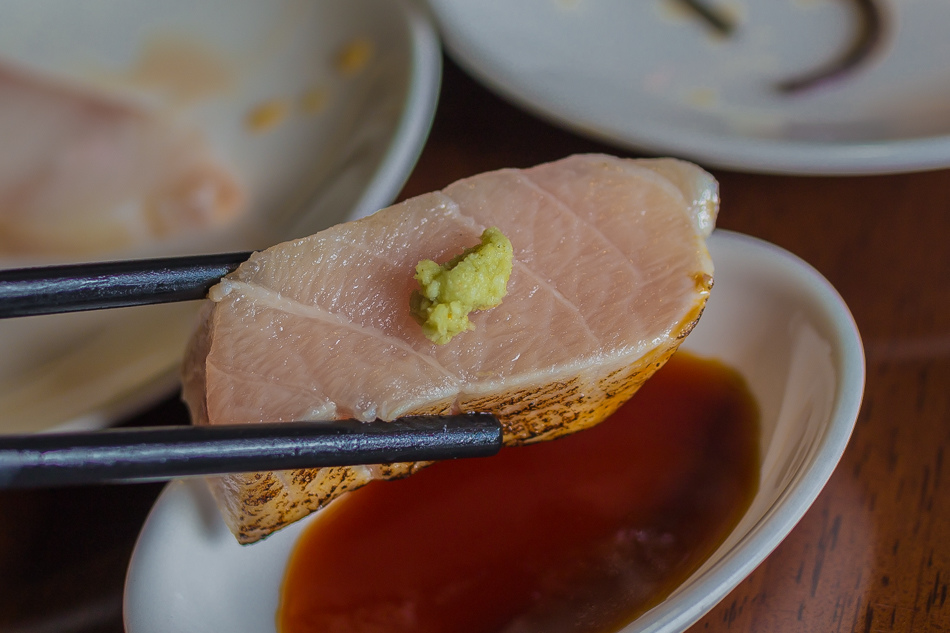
123, 230, 865, 633
427, 0, 950, 174
0, 0, 440, 434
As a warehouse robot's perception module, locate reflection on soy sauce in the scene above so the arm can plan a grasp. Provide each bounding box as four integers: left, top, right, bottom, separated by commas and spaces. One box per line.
279, 352, 761, 633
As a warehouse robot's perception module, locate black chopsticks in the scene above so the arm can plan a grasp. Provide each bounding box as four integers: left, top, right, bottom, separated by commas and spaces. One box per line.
0, 255, 505, 488
0, 414, 503, 489
0, 251, 252, 319
0, 257, 505, 488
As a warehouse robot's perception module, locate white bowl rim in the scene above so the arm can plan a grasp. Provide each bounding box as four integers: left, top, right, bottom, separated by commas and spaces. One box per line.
629, 230, 866, 633
123, 230, 866, 633
343, 0, 442, 222
2, 0, 443, 436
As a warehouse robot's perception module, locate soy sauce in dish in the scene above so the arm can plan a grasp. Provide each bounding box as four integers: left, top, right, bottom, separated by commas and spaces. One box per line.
278, 352, 760, 633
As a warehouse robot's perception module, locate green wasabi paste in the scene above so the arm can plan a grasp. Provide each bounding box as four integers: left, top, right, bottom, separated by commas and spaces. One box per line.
410, 227, 513, 344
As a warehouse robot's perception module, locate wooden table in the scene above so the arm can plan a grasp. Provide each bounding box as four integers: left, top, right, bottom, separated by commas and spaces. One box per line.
1, 58, 948, 633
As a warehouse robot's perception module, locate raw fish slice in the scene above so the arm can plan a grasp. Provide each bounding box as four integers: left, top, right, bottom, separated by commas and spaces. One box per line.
181, 154, 718, 543
0, 63, 243, 255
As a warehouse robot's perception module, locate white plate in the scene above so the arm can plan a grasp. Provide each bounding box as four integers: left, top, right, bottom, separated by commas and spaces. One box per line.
123, 230, 866, 633
0, 0, 440, 434
427, 0, 950, 174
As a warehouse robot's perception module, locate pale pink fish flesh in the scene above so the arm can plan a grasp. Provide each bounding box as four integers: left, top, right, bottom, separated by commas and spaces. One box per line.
0, 63, 243, 256
181, 154, 718, 543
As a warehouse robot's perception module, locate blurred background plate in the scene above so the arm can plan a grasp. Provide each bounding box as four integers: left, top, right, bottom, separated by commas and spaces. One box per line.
0, 0, 440, 433
427, 0, 950, 174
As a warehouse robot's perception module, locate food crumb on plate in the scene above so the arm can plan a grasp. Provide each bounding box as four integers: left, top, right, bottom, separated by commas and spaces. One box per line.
335, 38, 374, 76
246, 99, 289, 133
300, 87, 329, 115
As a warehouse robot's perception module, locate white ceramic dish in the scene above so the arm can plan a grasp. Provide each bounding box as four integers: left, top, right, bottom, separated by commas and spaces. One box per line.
427, 0, 950, 175
0, 0, 440, 434
123, 230, 865, 633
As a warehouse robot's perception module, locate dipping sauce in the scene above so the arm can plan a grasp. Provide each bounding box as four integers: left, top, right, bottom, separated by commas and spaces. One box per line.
278, 352, 759, 633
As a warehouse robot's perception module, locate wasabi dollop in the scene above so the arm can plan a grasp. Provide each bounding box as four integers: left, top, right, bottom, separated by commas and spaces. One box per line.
410, 227, 513, 344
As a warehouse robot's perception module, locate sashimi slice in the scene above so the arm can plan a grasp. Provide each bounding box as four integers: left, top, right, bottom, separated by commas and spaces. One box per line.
0, 63, 243, 256
181, 154, 719, 543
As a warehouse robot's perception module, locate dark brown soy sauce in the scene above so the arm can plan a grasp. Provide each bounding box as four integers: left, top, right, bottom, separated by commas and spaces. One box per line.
278, 352, 760, 633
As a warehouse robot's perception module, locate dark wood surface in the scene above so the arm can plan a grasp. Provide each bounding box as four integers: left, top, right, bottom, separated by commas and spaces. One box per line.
2, 57, 949, 633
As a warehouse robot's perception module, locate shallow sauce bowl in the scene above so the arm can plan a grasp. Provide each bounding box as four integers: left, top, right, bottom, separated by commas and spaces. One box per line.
123, 230, 865, 633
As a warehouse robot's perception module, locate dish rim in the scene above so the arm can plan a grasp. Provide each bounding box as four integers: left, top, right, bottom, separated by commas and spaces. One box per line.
625, 230, 865, 632
453, 65, 950, 176
123, 229, 866, 633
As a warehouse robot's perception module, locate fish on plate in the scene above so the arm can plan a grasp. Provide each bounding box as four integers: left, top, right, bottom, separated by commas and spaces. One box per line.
181, 154, 719, 543
0, 62, 243, 256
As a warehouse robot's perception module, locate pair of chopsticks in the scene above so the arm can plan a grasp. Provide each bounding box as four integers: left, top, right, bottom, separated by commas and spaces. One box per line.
0, 253, 504, 489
